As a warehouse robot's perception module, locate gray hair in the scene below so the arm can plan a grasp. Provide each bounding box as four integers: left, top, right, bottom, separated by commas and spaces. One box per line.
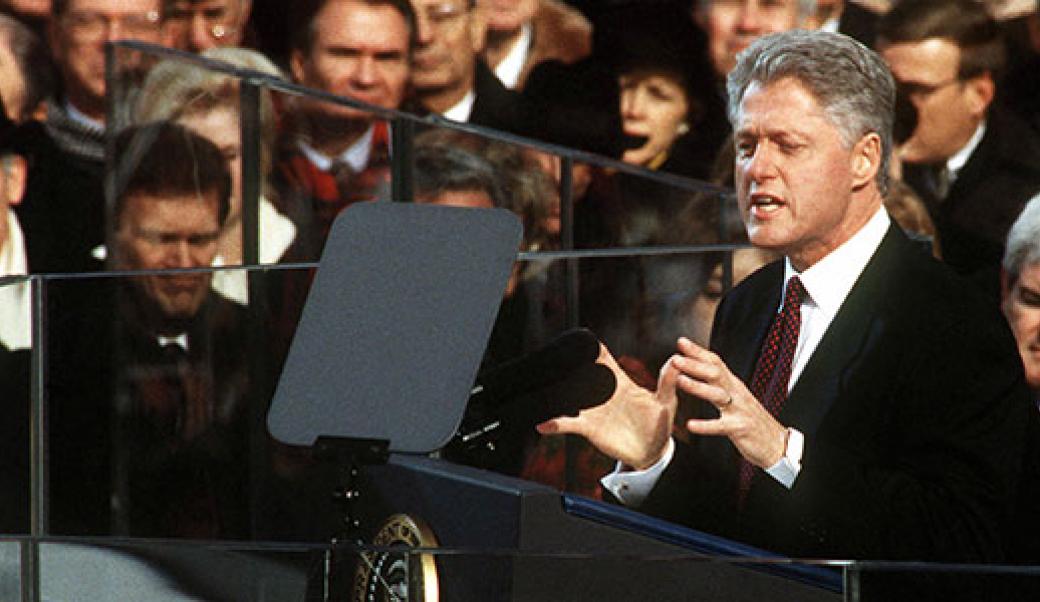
1003, 194, 1040, 282
726, 29, 895, 196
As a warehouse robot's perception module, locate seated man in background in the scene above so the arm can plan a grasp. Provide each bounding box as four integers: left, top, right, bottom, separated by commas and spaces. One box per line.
279, 0, 415, 260
409, 0, 530, 133
17, 0, 162, 272
877, 0, 1040, 300
47, 122, 254, 538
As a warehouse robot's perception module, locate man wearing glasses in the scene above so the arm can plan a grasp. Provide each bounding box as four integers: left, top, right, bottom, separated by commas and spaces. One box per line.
877, 0, 1040, 302
409, 0, 529, 134
160, 0, 253, 53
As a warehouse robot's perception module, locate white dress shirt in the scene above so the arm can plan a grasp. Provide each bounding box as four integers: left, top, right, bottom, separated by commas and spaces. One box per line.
442, 90, 477, 123
493, 22, 533, 90
603, 206, 892, 506
298, 124, 375, 173
0, 210, 31, 351
944, 121, 986, 189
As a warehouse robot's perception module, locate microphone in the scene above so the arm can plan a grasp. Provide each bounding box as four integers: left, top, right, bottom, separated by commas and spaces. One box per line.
445, 328, 616, 474
469, 327, 601, 404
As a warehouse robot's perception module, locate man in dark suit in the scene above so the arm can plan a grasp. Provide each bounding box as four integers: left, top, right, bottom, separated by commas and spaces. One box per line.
877, 0, 1040, 300
47, 122, 254, 538
538, 29, 1032, 563
408, 0, 529, 134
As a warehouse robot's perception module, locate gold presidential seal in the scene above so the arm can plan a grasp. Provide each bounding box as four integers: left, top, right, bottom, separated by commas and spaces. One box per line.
353, 514, 439, 602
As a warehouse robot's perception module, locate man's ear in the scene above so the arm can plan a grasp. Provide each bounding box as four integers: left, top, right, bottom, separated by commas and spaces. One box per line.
851, 132, 882, 190
289, 49, 307, 84
2, 155, 26, 208
964, 71, 995, 118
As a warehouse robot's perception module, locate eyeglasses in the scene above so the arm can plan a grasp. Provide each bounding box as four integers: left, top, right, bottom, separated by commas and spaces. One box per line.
163, 4, 240, 41
62, 10, 161, 41
897, 77, 962, 101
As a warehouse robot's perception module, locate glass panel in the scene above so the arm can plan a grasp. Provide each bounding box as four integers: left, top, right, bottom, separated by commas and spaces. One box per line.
0, 540, 21, 600
39, 267, 315, 539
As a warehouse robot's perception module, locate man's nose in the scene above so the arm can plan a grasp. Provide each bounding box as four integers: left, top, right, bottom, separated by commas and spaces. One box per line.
736, 0, 763, 32
744, 143, 776, 180
414, 11, 435, 46
353, 55, 377, 86
166, 241, 195, 268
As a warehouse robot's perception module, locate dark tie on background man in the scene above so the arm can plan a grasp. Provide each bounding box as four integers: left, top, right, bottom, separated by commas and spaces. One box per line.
736, 276, 807, 507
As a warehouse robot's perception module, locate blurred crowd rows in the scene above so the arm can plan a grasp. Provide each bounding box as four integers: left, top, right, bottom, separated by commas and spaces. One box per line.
0, 0, 1038, 543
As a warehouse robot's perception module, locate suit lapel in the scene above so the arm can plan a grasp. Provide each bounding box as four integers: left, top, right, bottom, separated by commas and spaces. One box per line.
779, 225, 904, 436
713, 260, 784, 384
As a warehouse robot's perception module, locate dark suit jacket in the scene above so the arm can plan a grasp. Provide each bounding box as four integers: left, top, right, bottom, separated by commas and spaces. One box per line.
639, 224, 1032, 562
903, 108, 1040, 300
46, 280, 255, 538
14, 120, 106, 274
468, 60, 532, 136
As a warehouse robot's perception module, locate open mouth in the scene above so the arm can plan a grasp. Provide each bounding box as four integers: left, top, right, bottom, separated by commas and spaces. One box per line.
749, 192, 785, 217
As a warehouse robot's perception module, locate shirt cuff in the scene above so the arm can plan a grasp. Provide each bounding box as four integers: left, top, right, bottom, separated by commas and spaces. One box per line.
600, 438, 675, 507
764, 428, 804, 489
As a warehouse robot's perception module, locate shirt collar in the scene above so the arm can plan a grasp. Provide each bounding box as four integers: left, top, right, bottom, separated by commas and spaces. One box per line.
784, 206, 890, 319
946, 120, 986, 182
0, 209, 27, 277
442, 89, 477, 123
493, 22, 532, 89
63, 99, 105, 133
157, 332, 189, 352
297, 124, 375, 173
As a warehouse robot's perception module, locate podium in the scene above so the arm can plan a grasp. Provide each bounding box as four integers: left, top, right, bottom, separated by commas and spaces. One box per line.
351, 454, 843, 601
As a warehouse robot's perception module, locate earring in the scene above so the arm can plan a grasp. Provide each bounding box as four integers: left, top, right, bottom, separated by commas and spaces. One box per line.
677, 123, 690, 135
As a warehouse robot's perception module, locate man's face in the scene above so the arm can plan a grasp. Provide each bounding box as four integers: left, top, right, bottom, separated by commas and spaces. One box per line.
1004, 262, 1040, 391
734, 77, 877, 271
410, 0, 486, 97
50, 0, 162, 119
161, 0, 251, 53
0, 40, 27, 122
291, 0, 411, 118
880, 38, 990, 165
115, 192, 221, 319
480, 0, 536, 34
695, 0, 800, 77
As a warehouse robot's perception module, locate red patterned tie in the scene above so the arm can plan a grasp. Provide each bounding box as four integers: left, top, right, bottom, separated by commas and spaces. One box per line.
736, 276, 807, 507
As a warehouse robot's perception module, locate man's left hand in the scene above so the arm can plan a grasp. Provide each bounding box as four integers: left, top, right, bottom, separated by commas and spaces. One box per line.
671, 337, 788, 468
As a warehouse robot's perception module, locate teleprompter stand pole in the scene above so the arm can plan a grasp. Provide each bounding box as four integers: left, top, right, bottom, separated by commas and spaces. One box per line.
313, 436, 390, 602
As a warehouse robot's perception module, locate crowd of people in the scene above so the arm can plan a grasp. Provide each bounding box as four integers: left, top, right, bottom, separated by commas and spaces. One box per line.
0, 0, 1038, 569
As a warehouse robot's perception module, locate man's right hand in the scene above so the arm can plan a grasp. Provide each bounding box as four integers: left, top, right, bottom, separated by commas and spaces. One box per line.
536, 343, 680, 470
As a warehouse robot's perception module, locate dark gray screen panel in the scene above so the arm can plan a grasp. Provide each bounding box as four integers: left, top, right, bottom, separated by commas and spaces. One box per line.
268, 202, 523, 452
